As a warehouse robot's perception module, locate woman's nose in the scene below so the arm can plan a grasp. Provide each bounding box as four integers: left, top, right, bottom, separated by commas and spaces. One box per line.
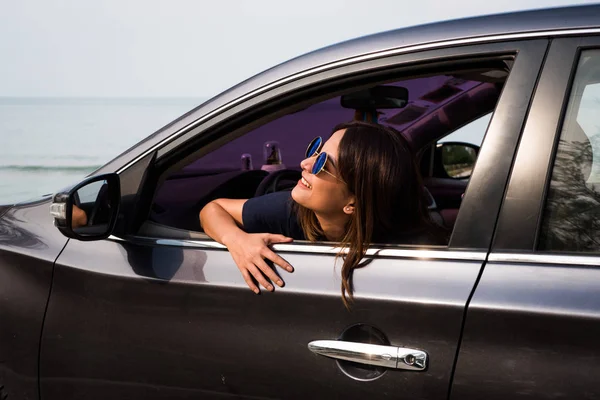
300, 156, 313, 172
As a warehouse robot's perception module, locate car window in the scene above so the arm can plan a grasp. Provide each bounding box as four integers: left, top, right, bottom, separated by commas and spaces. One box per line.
422, 113, 491, 180
539, 49, 600, 252
151, 66, 508, 243
439, 113, 491, 147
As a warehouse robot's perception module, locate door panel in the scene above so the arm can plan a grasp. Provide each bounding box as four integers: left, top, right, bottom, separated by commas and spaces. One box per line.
41, 238, 483, 399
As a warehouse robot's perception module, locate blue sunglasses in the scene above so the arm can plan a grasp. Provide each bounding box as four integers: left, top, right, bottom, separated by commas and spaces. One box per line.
305, 137, 339, 180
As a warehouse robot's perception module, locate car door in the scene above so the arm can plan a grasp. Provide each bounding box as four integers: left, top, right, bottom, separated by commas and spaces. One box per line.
39, 39, 547, 400
450, 36, 600, 399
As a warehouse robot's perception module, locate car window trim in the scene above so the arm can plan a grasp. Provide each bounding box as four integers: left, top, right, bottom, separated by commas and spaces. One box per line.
488, 252, 600, 267
109, 235, 486, 261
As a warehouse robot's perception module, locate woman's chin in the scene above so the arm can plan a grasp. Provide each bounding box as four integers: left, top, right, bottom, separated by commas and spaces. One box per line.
291, 185, 309, 205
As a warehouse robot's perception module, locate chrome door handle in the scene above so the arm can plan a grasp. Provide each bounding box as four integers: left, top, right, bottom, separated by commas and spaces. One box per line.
308, 340, 427, 371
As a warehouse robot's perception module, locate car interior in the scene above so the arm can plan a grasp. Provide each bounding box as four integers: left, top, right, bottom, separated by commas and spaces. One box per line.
144, 62, 510, 245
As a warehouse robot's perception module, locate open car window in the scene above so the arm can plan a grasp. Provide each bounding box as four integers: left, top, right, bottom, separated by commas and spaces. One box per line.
148, 64, 509, 244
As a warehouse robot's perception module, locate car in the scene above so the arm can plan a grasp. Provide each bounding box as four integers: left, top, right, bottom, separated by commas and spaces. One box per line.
2, 4, 600, 399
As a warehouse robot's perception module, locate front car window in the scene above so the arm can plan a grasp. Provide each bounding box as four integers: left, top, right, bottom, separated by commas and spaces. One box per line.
539, 49, 600, 252
151, 66, 509, 243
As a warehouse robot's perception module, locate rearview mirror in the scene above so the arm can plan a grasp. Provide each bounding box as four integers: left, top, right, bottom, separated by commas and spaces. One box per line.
437, 142, 479, 179
50, 173, 120, 241
341, 85, 409, 110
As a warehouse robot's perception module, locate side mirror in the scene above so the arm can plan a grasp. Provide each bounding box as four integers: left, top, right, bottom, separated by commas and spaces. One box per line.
50, 173, 120, 241
437, 142, 479, 179
341, 85, 409, 110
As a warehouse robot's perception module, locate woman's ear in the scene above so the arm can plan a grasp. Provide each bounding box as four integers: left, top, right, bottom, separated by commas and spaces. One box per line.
343, 197, 356, 215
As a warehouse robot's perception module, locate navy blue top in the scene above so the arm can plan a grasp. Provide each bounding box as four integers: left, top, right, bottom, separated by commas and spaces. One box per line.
242, 191, 306, 240
242, 191, 444, 245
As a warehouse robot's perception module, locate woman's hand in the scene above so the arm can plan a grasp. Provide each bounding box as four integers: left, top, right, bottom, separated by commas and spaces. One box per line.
222, 231, 294, 294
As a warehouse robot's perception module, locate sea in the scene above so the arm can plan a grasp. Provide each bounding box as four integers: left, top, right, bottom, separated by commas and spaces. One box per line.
0, 97, 204, 205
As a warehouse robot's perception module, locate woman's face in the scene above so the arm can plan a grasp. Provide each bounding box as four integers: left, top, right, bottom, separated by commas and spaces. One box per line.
291, 129, 354, 215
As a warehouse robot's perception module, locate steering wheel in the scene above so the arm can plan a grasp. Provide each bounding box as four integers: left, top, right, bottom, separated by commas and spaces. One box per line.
254, 169, 302, 197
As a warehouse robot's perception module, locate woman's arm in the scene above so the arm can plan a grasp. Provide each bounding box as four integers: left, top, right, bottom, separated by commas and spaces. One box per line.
72, 205, 88, 228
199, 199, 294, 293
199, 198, 246, 243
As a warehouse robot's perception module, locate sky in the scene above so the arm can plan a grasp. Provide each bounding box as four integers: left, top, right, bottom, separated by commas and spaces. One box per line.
0, 0, 598, 98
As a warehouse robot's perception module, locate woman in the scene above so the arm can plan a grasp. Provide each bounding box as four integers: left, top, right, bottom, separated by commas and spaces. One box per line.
199, 121, 442, 306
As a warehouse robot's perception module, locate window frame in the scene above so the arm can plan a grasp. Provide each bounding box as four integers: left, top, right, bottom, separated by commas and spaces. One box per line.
124, 40, 548, 252
492, 35, 600, 253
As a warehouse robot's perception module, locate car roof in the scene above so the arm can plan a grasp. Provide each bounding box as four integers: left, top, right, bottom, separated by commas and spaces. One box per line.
103, 4, 600, 175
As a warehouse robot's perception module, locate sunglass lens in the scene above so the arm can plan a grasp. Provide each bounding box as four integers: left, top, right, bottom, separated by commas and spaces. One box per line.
306, 137, 322, 158
312, 152, 327, 174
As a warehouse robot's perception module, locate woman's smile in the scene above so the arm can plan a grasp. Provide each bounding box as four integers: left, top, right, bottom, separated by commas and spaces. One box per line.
299, 176, 312, 189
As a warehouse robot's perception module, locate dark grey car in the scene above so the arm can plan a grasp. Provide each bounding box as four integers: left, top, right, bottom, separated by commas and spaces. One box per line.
2, 4, 600, 399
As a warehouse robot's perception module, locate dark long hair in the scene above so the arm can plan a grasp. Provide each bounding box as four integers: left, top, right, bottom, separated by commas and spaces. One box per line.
296, 121, 440, 307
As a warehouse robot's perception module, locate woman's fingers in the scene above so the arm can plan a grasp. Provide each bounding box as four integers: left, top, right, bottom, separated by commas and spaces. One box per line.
227, 233, 295, 294
262, 234, 294, 272
265, 234, 293, 244
261, 248, 294, 272
239, 267, 260, 294
246, 262, 275, 291
254, 257, 284, 287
